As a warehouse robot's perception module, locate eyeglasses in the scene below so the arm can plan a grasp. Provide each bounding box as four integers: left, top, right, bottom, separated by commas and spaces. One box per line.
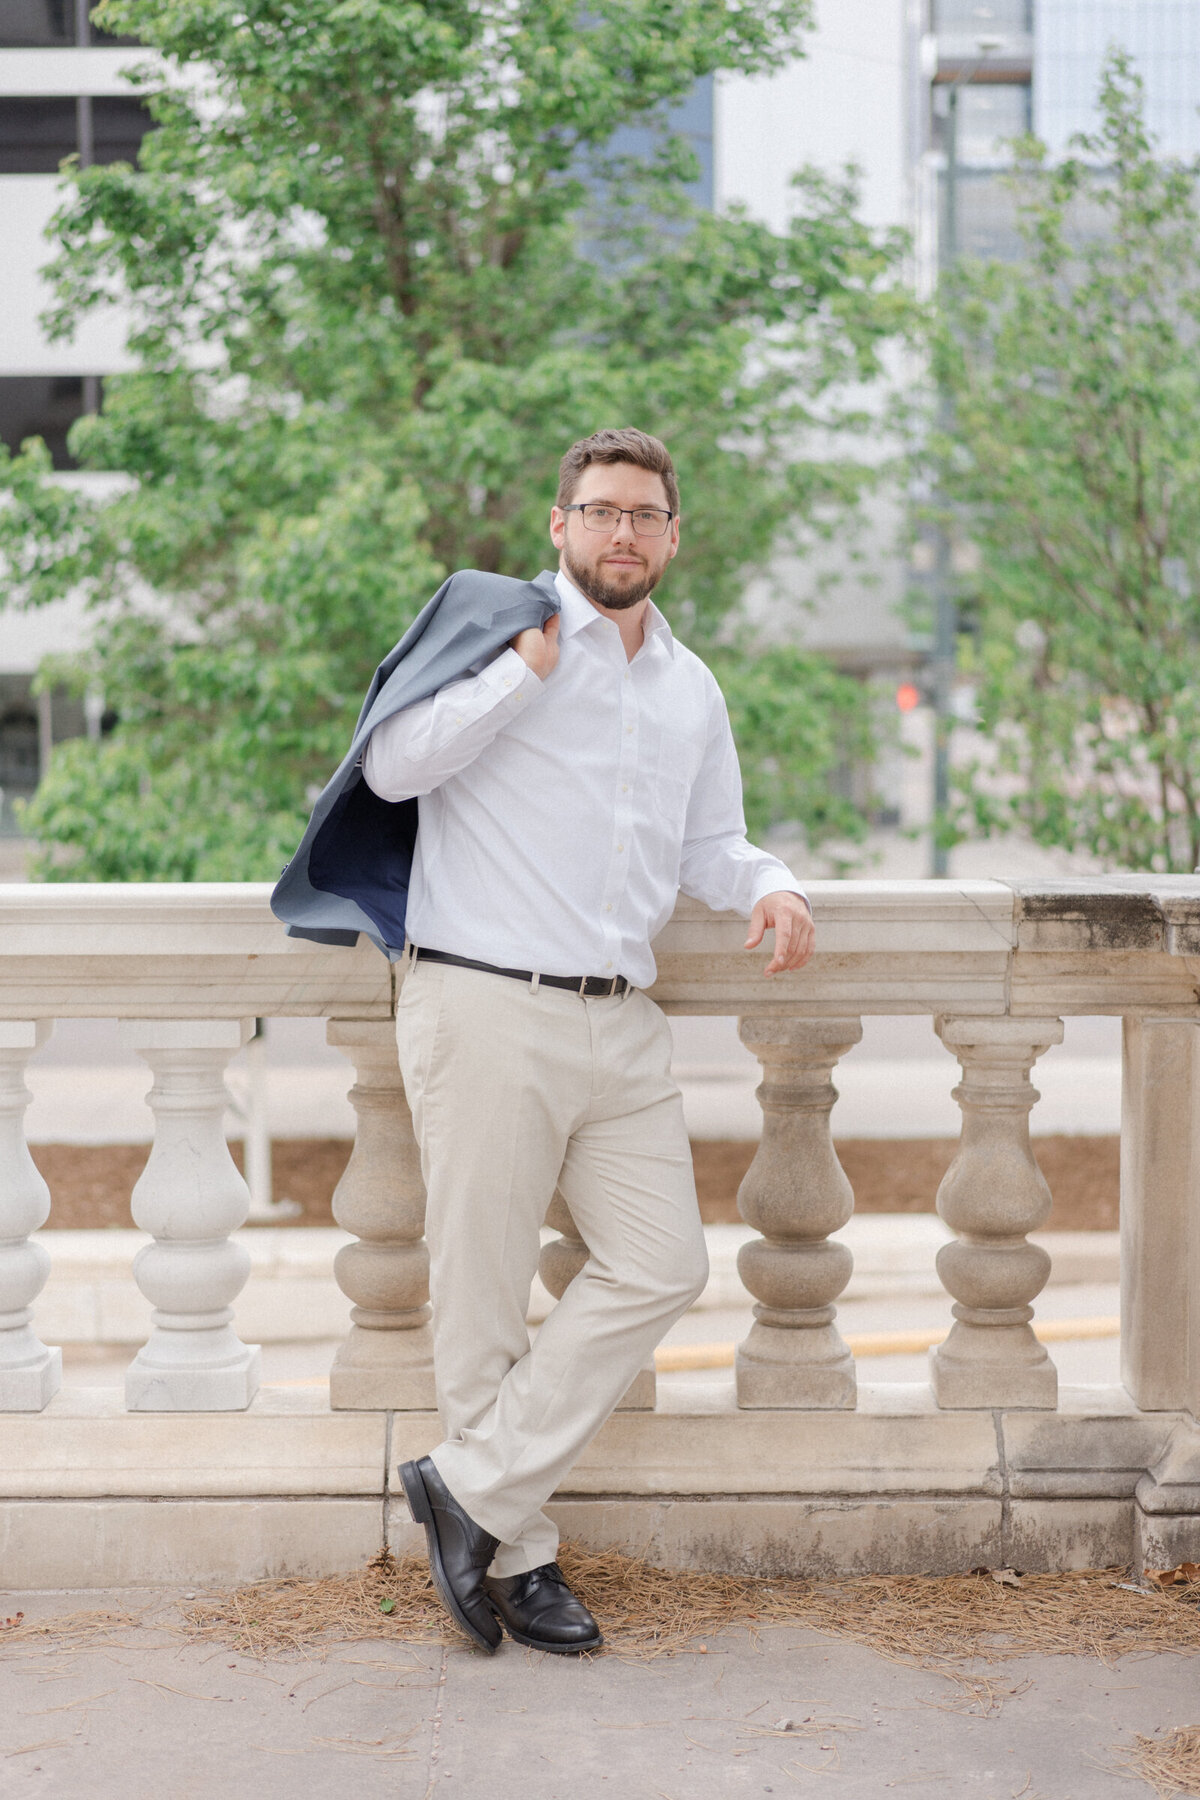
561, 502, 675, 538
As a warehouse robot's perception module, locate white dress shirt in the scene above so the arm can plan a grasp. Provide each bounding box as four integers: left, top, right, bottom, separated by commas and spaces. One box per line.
362, 569, 804, 988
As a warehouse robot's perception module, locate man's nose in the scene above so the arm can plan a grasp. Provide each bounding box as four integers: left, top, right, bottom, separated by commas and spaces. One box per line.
609, 510, 638, 545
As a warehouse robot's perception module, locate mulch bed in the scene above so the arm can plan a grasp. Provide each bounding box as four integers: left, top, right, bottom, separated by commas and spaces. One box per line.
175, 1549, 1200, 1683
3, 1551, 1197, 1704
29, 1135, 1119, 1232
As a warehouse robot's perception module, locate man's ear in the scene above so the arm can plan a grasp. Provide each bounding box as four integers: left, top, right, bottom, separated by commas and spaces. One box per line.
549, 505, 566, 550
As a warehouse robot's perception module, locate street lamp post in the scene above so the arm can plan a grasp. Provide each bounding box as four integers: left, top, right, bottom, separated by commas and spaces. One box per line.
929, 36, 1000, 877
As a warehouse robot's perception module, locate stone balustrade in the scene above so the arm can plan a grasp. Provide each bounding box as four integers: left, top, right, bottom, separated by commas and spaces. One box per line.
2, 875, 1199, 1584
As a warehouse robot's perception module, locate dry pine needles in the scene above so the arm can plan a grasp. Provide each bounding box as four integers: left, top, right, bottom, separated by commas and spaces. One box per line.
5, 1546, 1200, 1680
154, 1545, 1200, 1674
1110, 1724, 1200, 1799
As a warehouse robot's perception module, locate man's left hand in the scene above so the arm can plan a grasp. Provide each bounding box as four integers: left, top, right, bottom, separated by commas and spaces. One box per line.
745, 891, 815, 976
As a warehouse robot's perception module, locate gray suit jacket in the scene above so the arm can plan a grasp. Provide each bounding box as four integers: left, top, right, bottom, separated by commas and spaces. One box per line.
270, 567, 561, 958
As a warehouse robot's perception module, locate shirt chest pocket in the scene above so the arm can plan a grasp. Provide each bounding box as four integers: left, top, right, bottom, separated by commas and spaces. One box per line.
653, 728, 698, 825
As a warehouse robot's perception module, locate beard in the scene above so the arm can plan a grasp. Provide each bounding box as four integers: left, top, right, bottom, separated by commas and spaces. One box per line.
562, 543, 661, 611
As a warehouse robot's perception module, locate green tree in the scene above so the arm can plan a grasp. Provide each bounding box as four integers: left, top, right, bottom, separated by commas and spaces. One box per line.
929, 52, 1200, 871
1, 0, 907, 880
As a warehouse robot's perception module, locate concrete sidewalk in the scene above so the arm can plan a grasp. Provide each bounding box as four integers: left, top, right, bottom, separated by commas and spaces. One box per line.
0, 1588, 1192, 1799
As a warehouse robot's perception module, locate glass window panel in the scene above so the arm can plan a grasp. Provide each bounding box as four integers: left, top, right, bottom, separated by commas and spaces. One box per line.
0, 705, 40, 795
933, 0, 1031, 30
956, 82, 1031, 163
0, 98, 77, 172
0, 96, 153, 172
0, 1, 137, 46
591, 75, 714, 212
939, 168, 1026, 262
0, 374, 100, 470
0, 1, 72, 47
91, 95, 154, 163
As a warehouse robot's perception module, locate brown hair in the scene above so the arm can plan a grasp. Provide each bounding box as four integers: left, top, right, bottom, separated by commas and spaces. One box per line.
556, 427, 679, 516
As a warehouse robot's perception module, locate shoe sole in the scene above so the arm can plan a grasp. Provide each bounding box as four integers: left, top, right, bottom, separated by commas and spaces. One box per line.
488, 1605, 603, 1655
398, 1462, 500, 1656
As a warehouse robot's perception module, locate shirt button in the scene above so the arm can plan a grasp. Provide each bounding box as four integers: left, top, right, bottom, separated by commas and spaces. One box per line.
617, 844, 624, 853
626, 726, 633, 734
621, 784, 629, 793
605, 903, 612, 912
605, 961, 613, 968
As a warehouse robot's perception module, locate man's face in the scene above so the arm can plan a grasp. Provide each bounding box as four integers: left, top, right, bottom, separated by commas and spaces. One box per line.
550, 461, 679, 611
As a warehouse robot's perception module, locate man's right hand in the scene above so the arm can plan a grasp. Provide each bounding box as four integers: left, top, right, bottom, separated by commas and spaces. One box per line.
510, 613, 561, 680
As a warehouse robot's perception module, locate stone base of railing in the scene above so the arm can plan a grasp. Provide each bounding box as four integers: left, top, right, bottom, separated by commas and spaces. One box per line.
1, 1383, 1193, 1587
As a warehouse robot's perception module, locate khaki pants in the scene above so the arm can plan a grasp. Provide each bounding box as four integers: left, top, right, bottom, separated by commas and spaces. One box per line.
395, 958, 708, 1577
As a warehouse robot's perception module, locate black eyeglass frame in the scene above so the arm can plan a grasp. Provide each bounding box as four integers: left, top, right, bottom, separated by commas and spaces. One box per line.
560, 502, 676, 538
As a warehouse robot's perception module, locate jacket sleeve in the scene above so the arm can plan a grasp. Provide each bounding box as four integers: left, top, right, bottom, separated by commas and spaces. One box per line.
362, 647, 543, 801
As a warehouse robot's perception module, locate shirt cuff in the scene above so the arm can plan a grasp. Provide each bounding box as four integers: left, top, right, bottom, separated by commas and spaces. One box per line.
750, 869, 810, 914
478, 646, 542, 707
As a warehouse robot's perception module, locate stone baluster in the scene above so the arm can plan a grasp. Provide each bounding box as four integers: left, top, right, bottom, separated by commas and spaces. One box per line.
734, 1017, 862, 1409
539, 1191, 654, 1409
929, 1016, 1063, 1410
120, 1019, 262, 1411
0, 1021, 61, 1412
326, 1021, 435, 1409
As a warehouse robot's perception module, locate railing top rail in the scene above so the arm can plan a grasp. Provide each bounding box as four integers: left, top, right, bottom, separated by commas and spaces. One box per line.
2, 878, 1200, 1019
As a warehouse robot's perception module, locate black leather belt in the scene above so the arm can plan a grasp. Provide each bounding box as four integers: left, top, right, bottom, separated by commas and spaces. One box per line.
410, 946, 631, 997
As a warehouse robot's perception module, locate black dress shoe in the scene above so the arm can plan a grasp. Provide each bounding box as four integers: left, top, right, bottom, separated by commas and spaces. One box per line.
397, 1456, 502, 1653
484, 1561, 603, 1653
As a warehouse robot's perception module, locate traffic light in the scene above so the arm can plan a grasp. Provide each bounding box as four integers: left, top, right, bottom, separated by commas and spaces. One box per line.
895, 681, 921, 714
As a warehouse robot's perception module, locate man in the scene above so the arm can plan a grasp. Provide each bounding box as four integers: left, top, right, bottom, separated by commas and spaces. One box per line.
364, 427, 813, 1655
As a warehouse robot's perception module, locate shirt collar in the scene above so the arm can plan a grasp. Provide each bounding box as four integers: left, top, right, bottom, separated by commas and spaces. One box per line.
553, 568, 676, 659
552, 569, 602, 639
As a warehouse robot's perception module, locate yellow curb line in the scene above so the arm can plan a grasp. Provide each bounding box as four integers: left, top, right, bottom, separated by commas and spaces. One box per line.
654, 1315, 1121, 1374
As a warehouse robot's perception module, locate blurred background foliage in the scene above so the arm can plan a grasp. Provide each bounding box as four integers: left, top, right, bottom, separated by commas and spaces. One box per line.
0, 0, 910, 879
927, 55, 1200, 873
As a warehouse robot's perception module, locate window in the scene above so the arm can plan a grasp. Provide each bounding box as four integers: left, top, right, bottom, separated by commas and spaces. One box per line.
0, 684, 40, 837
0, 677, 92, 837
940, 169, 1026, 260
0, 95, 154, 172
599, 76, 714, 213
934, 77, 1031, 263
0, 1, 74, 47
0, 1, 138, 48
0, 97, 77, 172
933, 81, 1031, 165
89, 94, 153, 163
933, 0, 1031, 31
0, 375, 101, 469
